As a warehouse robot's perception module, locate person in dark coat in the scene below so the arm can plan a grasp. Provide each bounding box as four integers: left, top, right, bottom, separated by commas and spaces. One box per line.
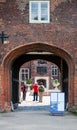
23, 82, 28, 100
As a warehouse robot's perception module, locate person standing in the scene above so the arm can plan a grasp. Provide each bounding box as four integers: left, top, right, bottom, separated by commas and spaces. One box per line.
32, 82, 39, 101
21, 82, 25, 102
38, 82, 44, 102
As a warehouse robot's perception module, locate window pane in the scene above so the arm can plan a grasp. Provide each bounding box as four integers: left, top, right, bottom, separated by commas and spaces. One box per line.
38, 60, 47, 64
20, 68, 29, 81
32, 14, 38, 20
31, 2, 38, 20
52, 70, 54, 75
22, 69, 24, 73
22, 74, 24, 80
41, 3, 48, 8
26, 74, 28, 79
41, 3, 48, 20
41, 14, 48, 20
32, 2, 38, 8
52, 66, 58, 76
55, 68, 58, 75
37, 66, 47, 75
25, 69, 28, 73
41, 9, 48, 14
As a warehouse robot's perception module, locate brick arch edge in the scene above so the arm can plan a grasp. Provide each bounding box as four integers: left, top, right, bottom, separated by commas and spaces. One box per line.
0, 42, 75, 112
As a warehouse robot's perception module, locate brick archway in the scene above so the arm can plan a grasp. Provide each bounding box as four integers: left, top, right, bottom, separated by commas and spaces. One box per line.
1, 42, 74, 111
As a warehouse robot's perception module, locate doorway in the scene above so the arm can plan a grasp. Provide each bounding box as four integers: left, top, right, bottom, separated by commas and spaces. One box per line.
2, 43, 74, 111
11, 54, 68, 109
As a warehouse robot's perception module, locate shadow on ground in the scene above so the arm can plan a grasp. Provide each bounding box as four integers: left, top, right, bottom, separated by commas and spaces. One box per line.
16, 105, 50, 111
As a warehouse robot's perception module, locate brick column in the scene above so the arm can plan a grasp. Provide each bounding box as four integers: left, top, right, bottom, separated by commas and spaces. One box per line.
73, 64, 77, 107
73, 76, 77, 106
0, 65, 11, 112
0, 66, 5, 111
69, 64, 77, 111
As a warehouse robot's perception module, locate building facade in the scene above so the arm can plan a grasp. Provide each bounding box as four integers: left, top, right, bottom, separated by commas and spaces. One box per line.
0, 0, 77, 112
19, 60, 60, 91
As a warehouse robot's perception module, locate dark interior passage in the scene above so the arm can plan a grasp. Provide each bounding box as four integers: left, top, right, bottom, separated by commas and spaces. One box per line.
11, 54, 68, 108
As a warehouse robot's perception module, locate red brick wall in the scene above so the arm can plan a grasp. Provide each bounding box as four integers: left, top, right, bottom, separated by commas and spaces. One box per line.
0, 0, 77, 111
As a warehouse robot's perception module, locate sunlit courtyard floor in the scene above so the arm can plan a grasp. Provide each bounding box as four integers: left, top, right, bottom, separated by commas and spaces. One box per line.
17, 92, 50, 111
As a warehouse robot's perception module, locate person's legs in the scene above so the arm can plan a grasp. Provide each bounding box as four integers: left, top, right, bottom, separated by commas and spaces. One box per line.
21, 91, 23, 102
36, 92, 38, 101
39, 92, 43, 102
33, 92, 38, 101
23, 91, 26, 100
33, 92, 35, 101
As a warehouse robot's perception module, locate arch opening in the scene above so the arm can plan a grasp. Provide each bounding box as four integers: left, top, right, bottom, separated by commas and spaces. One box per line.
2, 43, 74, 111
11, 54, 68, 109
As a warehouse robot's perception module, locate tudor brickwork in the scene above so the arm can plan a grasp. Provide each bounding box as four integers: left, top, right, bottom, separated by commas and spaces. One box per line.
0, 0, 76, 59
0, 0, 77, 111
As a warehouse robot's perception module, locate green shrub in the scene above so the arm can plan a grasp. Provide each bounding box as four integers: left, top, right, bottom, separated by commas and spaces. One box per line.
26, 79, 32, 84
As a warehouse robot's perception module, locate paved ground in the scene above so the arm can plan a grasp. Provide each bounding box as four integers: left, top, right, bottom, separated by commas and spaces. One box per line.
0, 92, 77, 130
17, 92, 50, 111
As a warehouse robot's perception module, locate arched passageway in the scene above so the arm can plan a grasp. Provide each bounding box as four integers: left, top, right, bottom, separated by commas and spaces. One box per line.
11, 54, 68, 108
2, 43, 74, 110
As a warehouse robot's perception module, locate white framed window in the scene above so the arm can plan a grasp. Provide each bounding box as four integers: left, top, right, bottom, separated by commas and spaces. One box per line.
19, 68, 29, 82
51, 65, 58, 76
29, 1, 50, 23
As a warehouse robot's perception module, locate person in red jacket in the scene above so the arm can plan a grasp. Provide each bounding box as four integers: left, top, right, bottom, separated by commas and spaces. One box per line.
32, 82, 39, 101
